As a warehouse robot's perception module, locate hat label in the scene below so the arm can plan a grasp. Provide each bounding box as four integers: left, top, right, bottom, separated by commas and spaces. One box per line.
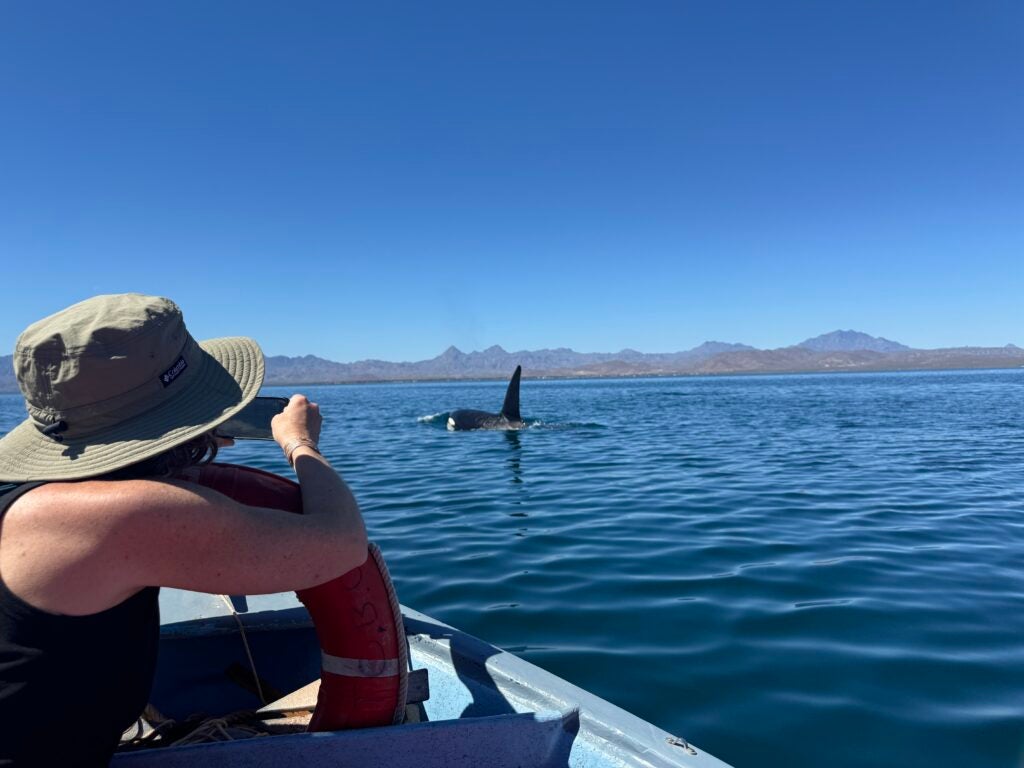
160, 356, 188, 388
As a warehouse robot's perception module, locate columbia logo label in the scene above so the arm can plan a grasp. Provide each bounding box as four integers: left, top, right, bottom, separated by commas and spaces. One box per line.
160, 356, 188, 387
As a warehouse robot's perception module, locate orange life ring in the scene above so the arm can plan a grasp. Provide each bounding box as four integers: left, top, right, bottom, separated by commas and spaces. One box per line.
186, 463, 408, 730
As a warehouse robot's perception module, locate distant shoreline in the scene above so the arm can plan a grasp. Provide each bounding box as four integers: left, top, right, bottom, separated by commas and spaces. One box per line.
2, 330, 1022, 394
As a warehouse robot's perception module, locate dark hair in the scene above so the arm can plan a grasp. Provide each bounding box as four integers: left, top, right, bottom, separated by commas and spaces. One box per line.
101, 433, 219, 480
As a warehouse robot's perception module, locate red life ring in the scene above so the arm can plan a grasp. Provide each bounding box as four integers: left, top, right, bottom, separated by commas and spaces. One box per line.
185, 463, 408, 730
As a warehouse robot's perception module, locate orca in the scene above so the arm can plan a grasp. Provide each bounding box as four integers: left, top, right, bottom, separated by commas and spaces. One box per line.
447, 366, 525, 431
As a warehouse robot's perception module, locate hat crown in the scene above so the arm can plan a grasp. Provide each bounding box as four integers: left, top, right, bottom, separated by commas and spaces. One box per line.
14, 294, 192, 426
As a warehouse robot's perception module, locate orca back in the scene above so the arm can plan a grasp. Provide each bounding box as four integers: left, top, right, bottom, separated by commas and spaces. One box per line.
500, 366, 522, 422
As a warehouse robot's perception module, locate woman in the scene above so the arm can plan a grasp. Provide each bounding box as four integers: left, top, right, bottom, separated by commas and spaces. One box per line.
0, 293, 368, 767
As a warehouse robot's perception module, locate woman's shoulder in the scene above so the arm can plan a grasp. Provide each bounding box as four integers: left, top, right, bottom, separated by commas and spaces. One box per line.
7, 477, 236, 532
0, 476, 261, 614
0, 479, 199, 615
17, 476, 169, 503
20, 476, 220, 502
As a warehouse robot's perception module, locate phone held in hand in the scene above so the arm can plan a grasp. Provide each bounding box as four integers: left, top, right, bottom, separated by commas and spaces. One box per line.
215, 397, 289, 440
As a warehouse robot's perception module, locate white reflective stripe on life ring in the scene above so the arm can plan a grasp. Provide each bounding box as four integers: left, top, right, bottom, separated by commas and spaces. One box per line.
321, 651, 400, 678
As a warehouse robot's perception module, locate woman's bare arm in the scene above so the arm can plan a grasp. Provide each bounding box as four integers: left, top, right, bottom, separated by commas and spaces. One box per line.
0, 394, 369, 616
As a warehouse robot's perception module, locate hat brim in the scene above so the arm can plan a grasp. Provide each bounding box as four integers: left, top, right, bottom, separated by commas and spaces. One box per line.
0, 337, 265, 482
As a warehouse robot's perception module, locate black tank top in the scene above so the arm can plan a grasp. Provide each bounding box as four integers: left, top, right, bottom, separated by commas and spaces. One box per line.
0, 483, 161, 767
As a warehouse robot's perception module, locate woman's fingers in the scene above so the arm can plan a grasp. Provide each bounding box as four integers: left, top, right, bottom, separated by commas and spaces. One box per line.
272, 393, 322, 446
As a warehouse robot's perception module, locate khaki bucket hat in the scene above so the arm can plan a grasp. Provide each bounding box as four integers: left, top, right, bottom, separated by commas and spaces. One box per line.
0, 293, 265, 482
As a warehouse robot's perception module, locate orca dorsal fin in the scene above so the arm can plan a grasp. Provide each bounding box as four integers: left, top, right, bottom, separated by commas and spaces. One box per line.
500, 365, 522, 422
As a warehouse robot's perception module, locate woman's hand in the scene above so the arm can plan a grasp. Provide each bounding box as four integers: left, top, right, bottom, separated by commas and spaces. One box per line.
272, 394, 322, 449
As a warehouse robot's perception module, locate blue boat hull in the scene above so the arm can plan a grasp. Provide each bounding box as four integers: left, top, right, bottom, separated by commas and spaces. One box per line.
111, 591, 730, 767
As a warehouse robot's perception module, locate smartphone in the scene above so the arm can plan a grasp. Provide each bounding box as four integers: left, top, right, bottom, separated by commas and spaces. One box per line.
215, 397, 289, 440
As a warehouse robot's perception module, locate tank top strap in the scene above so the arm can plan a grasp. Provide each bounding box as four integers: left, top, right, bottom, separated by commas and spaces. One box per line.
0, 482, 45, 518
0, 483, 48, 611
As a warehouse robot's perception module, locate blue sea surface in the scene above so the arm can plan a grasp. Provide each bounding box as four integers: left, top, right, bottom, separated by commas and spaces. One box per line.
2, 369, 1023, 767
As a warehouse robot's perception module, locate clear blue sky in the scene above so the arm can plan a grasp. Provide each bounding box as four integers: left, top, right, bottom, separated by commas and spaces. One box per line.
1, 2, 1021, 361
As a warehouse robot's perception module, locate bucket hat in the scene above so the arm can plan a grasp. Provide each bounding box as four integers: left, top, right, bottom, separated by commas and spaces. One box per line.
0, 293, 264, 482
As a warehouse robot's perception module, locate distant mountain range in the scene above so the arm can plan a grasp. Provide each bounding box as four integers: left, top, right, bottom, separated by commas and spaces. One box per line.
1, 330, 1021, 393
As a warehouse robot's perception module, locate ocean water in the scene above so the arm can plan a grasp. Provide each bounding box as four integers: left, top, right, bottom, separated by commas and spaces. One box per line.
2, 369, 1023, 767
